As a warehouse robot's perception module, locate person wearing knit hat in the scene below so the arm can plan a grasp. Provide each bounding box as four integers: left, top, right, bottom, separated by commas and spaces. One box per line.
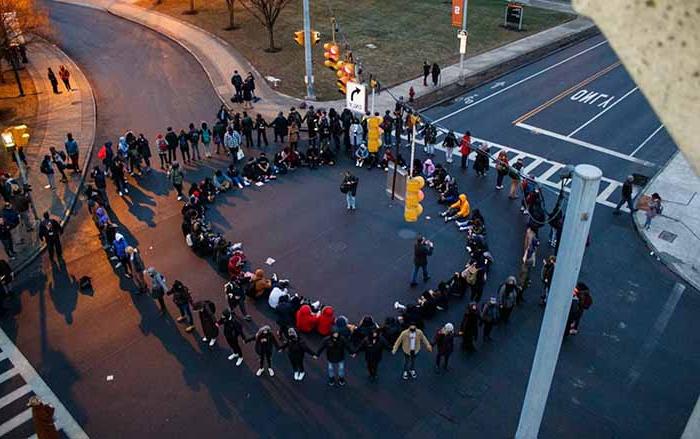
481, 298, 500, 342
433, 323, 455, 373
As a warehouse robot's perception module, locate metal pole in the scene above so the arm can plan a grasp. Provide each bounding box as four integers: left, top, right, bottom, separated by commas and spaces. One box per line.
302, 0, 315, 100
14, 148, 38, 221
515, 164, 602, 439
409, 124, 417, 178
458, 0, 468, 85
371, 87, 375, 114
682, 395, 700, 439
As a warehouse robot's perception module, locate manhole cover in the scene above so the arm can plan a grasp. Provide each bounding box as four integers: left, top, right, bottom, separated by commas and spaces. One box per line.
328, 241, 347, 252
658, 230, 677, 243
398, 228, 418, 240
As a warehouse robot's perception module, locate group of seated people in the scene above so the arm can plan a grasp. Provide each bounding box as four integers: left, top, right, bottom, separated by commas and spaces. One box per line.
277, 145, 336, 171
355, 144, 409, 172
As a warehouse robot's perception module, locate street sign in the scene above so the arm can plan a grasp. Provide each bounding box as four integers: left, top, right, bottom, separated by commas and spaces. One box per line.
346, 81, 366, 113
458, 30, 468, 54
504, 3, 524, 31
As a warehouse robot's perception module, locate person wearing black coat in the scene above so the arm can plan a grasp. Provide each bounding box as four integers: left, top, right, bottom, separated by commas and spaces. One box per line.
317, 332, 353, 386
250, 325, 280, 377
279, 328, 316, 381
217, 309, 250, 366
194, 300, 219, 347
355, 330, 390, 380
459, 302, 480, 351
136, 134, 152, 172
380, 317, 402, 345
275, 295, 296, 340
225, 279, 251, 321
433, 323, 455, 372
270, 112, 288, 144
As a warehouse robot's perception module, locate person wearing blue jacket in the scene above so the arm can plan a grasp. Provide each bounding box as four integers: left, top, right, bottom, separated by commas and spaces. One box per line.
113, 232, 130, 277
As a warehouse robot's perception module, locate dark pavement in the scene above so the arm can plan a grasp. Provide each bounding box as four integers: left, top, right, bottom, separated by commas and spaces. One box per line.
0, 6, 698, 438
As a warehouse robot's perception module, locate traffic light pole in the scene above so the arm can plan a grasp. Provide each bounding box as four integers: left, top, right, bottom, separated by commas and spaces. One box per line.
302, 0, 316, 100
13, 148, 39, 222
458, 0, 468, 85
515, 164, 601, 438
409, 124, 417, 178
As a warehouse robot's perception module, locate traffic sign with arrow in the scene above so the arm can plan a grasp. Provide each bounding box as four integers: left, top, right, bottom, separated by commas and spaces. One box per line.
346, 81, 367, 113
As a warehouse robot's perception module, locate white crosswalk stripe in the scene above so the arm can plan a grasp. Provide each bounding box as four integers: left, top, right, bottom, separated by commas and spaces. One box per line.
399, 131, 628, 211
0, 329, 88, 438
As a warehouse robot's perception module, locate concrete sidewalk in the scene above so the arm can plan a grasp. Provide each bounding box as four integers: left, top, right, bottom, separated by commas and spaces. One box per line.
2, 40, 96, 272
635, 152, 700, 292
54, 0, 593, 119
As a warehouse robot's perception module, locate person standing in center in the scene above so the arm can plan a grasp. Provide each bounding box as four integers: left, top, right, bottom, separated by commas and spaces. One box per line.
317, 330, 353, 387
250, 325, 279, 377
410, 235, 433, 287
392, 323, 432, 380
341, 171, 358, 211
38, 212, 62, 262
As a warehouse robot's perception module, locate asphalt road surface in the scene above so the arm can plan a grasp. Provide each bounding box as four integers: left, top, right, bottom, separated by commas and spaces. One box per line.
1, 7, 698, 438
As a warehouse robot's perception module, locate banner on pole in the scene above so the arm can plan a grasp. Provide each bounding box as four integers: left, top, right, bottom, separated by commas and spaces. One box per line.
451, 0, 463, 28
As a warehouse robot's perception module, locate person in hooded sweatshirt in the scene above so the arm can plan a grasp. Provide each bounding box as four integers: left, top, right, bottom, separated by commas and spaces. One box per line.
459, 302, 480, 351
355, 329, 390, 380
275, 295, 296, 340
112, 233, 130, 277
295, 304, 319, 333
433, 323, 455, 373
249, 325, 279, 377
193, 300, 218, 347
217, 309, 250, 366
224, 278, 251, 321
497, 276, 518, 324
279, 328, 317, 381
440, 193, 470, 223
317, 330, 353, 387
167, 280, 196, 332
317, 306, 335, 336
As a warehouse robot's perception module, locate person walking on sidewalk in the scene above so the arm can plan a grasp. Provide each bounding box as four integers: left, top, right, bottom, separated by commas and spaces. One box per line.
167, 280, 196, 332
58, 65, 71, 91
40, 155, 55, 190
64, 133, 80, 173
169, 161, 185, 201
145, 267, 168, 314
431, 62, 441, 86
47, 68, 60, 94
423, 61, 430, 86
392, 323, 432, 380
341, 171, 358, 211
38, 212, 63, 261
317, 330, 353, 387
613, 175, 637, 215
410, 236, 433, 287
231, 70, 243, 102
644, 193, 663, 230
48, 147, 68, 183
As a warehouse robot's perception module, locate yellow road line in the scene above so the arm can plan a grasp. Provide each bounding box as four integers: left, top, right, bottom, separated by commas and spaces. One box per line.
512, 61, 621, 125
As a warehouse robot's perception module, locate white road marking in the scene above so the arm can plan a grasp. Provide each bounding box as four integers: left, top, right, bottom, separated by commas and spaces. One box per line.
516, 122, 655, 167
0, 384, 31, 409
626, 283, 686, 388
0, 408, 32, 436
523, 158, 545, 174
537, 163, 564, 183
596, 181, 621, 205
0, 329, 88, 438
568, 87, 639, 136
432, 40, 609, 123
630, 124, 665, 157
0, 368, 19, 384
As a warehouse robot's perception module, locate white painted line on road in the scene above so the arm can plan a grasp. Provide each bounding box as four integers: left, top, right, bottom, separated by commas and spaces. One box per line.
0, 407, 33, 436
0, 383, 31, 409
537, 163, 564, 183
0, 367, 20, 384
516, 122, 655, 166
508, 153, 528, 163
630, 124, 665, 157
432, 40, 609, 123
596, 181, 620, 204
626, 283, 686, 388
0, 330, 89, 438
522, 158, 545, 174
568, 87, 639, 136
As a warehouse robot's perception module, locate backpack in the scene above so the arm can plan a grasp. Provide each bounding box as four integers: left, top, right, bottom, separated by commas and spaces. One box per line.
201, 129, 211, 144
462, 264, 479, 285
98, 145, 107, 160
580, 291, 593, 309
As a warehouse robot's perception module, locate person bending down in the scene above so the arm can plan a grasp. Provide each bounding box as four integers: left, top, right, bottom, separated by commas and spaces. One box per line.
440, 194, 470, 223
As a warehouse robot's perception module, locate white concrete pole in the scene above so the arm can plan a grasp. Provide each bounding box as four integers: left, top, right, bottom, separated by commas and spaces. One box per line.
515, 164, 602, 438
458, 0, 468, 84
682, 395, 700, 439
302, 0, 315, 100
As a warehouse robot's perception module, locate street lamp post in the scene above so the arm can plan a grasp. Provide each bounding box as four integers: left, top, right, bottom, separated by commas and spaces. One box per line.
302, 0, 316, 100
458, 0, 469, 85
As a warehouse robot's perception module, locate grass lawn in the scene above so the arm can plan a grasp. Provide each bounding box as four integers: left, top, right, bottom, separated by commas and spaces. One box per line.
138, 0, 573, 100
0, 65, 38, 171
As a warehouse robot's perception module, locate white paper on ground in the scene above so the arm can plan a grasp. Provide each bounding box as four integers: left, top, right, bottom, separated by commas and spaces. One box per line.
265, 257, 276, 266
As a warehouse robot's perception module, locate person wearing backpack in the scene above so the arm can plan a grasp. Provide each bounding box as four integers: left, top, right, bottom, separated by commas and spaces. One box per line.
200, 122, 212, 158
480, 297, 499, 342
497, 276, 518, 324
165, 127, 179, 164
188, 123, 201, 161
40, 155, 55, 190
169, 162, 185, 201
49, 147, 68, 183
568, 282, 592, 335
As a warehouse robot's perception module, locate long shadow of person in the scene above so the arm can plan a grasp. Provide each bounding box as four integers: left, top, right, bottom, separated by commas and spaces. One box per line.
47, 259, 80, 324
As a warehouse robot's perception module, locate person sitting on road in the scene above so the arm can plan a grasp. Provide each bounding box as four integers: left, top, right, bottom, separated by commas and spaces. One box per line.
438, 181, 459, 205
251, 268, 273, 299
281, 147, 300, 170
213, 170, 233, 192
378, 148, 395, 171
306, 145, 320, 169
226, 164, 247, 188
296, 304, 319, 333
355, 143, 369, 168
428, 163, 445, 188
268, 279, 289, 309
422, 159, 435, 178
456, 208, 486, 233
317, 305, 335, 336
440, 194, 470, 223
227, 249, 246, 279
256, 153, 276, 181
320, 145, 336, 166
243, 157, 261, 182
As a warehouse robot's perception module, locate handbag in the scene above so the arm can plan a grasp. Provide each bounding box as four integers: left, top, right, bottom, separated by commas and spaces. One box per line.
236, 149, 245, 161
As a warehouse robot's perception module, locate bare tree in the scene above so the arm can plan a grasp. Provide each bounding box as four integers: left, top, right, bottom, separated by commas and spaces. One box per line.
0, 0, 50, 95
240, 0, 293, 52
224, 0, 238, 30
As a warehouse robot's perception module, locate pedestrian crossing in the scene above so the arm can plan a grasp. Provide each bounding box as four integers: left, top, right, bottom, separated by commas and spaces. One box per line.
400, 128, 629, 212
0, 329, 88, 438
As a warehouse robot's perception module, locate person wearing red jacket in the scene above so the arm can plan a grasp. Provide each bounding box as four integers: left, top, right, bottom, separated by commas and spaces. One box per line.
296, 304, 319, 333
317, 306, 335, 336
459, 131, 471, 171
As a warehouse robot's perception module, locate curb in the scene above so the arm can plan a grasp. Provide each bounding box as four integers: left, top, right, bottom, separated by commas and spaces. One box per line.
631, 151, 699, 293
12, 37, 97, 274
416, 25, 600, 111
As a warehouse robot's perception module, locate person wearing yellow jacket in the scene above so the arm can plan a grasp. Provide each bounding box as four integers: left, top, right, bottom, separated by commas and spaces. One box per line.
392, 324, 432, 380
440, 194, 470, 223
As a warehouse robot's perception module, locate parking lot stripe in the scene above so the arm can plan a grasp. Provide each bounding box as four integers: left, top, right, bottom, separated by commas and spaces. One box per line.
516, 122, 655, 167
0, 384, 31, 409
523, 158, 545, 174
0, 407, 32, 436
0, 367, 19, 385
630, 124, 665, 157
568, 86, 639, 136
596, 181, 621, 204
432, 40, 609, 124
512, 61, 621, 125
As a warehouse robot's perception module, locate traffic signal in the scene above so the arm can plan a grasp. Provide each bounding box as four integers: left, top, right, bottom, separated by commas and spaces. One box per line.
311, 31, 321, 46
293, 31, 304, 46
404, 176, 425, 222
323, 42, 340, 70
336, 62, 355, 95
366, 116, 382, 153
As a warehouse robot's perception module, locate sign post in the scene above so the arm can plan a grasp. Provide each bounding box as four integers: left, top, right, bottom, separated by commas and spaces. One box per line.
345, 81, 367, 114
504, 2, 524, 31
